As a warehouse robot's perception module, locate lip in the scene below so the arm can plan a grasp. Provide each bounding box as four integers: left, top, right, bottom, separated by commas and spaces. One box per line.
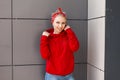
57, 28, 63, 31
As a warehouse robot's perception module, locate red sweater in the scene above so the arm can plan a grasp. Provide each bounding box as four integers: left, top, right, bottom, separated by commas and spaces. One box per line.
40, 28, 79, 76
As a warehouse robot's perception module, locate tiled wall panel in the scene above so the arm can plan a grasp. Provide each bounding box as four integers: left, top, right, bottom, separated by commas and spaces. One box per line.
13, 65, 45, 80
87, 64, 104, 80
74, 64, 87, 80
88, 0, 106, 19
13, 20, 48, 65
13, 0, 87, 19
0, 0, 11, 18
88, 18, 105, 70
0, 20, 12, 65
0, 66, 12, 80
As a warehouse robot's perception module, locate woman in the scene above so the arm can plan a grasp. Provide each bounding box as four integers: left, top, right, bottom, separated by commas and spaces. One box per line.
40, 8, 80, 80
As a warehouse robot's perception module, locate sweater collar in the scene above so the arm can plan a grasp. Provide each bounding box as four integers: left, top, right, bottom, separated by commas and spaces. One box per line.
49, 29, 66, 37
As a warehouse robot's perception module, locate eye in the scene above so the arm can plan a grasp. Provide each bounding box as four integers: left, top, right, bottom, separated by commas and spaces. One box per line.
56, 21, 60, 24
62, 22, 66, 25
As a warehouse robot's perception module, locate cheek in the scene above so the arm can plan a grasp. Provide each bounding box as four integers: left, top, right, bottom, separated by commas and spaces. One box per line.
52, 23, 56, 27
62, 25, 66, 28
53, 24, 58, 30
62, 26, 65, 29
53, 24, 58, 29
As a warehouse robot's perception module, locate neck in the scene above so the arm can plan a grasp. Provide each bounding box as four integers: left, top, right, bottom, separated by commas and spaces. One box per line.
53, 30, 60, 34
53, 31, 59, 34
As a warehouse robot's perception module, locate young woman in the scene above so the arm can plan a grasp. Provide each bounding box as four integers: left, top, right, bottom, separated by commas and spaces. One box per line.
40, 8, 80, 80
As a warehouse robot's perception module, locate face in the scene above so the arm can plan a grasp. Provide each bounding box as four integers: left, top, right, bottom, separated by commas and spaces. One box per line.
52, 15, 67, 34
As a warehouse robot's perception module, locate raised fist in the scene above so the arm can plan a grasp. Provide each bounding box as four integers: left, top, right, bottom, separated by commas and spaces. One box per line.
42, 31, 50, 37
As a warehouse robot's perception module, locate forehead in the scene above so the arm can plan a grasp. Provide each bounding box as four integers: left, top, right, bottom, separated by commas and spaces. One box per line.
54, 15, 66, 21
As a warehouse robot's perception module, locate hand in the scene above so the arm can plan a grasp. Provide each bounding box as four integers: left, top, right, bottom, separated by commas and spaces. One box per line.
42, 31, 50, 37
64, 25, 70, 31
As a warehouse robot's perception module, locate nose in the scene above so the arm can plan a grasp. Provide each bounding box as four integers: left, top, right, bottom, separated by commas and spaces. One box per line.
59, 24, 62, 27
58, 24, 63, 30
59, 24, 62, 28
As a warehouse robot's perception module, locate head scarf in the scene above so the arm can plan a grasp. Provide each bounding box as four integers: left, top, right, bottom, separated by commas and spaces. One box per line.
51, 8, 66, 23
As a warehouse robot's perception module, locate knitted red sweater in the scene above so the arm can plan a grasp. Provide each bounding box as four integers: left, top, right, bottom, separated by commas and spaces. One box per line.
40, 28, 79, 76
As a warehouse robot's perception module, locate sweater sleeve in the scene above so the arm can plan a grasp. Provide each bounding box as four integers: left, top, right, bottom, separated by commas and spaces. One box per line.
40, 35, 51, 60
65, 28, 80, 52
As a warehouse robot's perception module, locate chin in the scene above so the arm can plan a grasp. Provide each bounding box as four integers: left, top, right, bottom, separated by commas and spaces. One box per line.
58, 30, 63, 33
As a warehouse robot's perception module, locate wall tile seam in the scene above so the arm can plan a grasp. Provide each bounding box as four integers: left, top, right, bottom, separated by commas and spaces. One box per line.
0, 18, 49, 20
11, 0, 13, 80
75, 62, 87, 64
0, 63, 87, 67
0, 18, 88, 21
0, 18, 12, 20
87, 63, 104, 72
13, 64, 46, 66
88, 16, 106, 21
0, 65, 13, 67
0, 64, 45, 67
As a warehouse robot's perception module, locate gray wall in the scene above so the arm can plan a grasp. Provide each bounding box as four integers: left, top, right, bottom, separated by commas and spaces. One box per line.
0, 0, 87, 80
